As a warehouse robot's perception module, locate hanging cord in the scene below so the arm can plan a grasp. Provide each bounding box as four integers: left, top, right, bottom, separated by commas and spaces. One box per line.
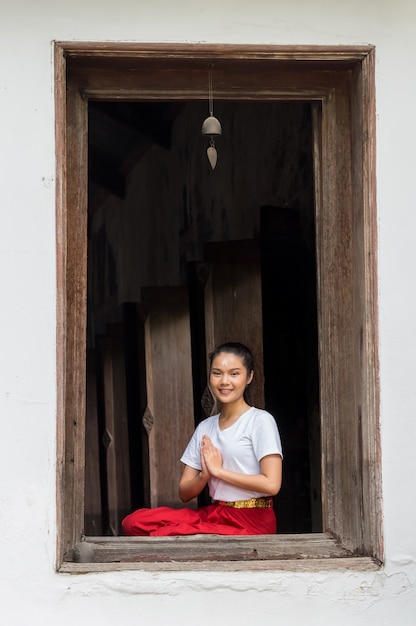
208, 64, 214, 117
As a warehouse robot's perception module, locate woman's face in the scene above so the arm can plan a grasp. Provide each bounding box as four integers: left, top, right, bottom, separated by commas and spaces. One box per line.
209, 351, 253, 404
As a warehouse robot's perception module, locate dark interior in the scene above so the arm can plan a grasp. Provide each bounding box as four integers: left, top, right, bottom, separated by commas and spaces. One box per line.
85, 99, 321, 535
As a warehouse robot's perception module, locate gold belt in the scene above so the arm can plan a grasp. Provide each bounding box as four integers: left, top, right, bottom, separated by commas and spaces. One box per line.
213, 497, 273, 509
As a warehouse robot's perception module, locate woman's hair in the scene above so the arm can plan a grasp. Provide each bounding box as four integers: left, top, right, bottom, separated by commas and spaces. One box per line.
208, 342, 254, 374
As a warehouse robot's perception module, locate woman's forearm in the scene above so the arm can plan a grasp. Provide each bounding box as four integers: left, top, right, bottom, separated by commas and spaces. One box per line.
214, 469, 280, 496
213, 455, 282, 496
179, 470, 208, 502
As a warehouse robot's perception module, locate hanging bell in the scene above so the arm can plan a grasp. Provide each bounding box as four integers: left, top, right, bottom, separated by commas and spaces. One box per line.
202, 115, 222, 136
202, 67, 221, 169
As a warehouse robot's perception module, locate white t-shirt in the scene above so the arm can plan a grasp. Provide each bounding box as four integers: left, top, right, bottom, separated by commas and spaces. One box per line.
180, 406, 283, 502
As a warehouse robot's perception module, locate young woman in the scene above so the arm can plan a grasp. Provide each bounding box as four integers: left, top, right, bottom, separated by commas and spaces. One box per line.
122, 342, 283, 536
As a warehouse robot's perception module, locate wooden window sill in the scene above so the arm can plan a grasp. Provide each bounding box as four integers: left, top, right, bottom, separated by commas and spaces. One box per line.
59, 533, 381, 573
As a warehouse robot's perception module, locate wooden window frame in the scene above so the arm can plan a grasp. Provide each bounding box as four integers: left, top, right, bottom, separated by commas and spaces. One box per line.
55, 42, 381, 572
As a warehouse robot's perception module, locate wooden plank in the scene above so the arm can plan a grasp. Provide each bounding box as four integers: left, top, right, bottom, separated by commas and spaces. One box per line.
63, 533, 381, 572
59, 557, 380, 582
69, 533, 358, 564
60, 41, 374, 62
142, 287, 195, 508
84, 349, 102, 535
56, 50, 89, 564
315, 52, 380, 558
203, 240, 264, 409
60, 556, 380, 573
98, 325, 132, 535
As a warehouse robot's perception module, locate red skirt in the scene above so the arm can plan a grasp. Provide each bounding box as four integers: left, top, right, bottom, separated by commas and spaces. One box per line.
122, 503, 277, 536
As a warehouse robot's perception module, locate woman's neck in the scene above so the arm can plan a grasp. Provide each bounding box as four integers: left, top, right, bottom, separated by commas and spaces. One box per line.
219, 399, 250, 423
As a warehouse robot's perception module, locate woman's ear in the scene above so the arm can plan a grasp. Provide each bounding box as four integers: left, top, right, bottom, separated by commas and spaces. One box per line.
247, 370, 254, 385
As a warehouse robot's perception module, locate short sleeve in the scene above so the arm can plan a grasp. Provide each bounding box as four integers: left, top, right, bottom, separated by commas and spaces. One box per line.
180, 423, 203, 470
251, 410, 283, 461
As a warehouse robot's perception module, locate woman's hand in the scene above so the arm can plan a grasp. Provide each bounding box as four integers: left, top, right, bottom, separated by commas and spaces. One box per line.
178, 435, 221, 502
199, 443, 211, 481
201, 435, 223, 477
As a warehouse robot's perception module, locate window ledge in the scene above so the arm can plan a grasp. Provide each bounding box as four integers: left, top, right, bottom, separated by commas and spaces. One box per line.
59, 533, 381, 573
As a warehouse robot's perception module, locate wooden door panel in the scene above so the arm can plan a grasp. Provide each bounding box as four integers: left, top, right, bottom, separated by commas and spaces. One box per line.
99, 324, 132, 535
141, 286, 195, 508
203, 240, 264, 410
84, 349, 103, 535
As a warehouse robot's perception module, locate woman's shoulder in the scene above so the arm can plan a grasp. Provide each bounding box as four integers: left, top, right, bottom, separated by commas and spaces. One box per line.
249, 406, 274, 420
248, 407, 279, 429
195, 413, 219, 432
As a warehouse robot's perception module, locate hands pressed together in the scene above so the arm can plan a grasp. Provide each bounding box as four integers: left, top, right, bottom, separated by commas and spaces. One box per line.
178, 435, 222, 502
200, 434, 223, 479
179, 433, 282, 503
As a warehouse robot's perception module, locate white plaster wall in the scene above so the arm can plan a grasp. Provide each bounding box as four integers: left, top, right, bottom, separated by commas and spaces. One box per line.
0, 0, 415, 623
